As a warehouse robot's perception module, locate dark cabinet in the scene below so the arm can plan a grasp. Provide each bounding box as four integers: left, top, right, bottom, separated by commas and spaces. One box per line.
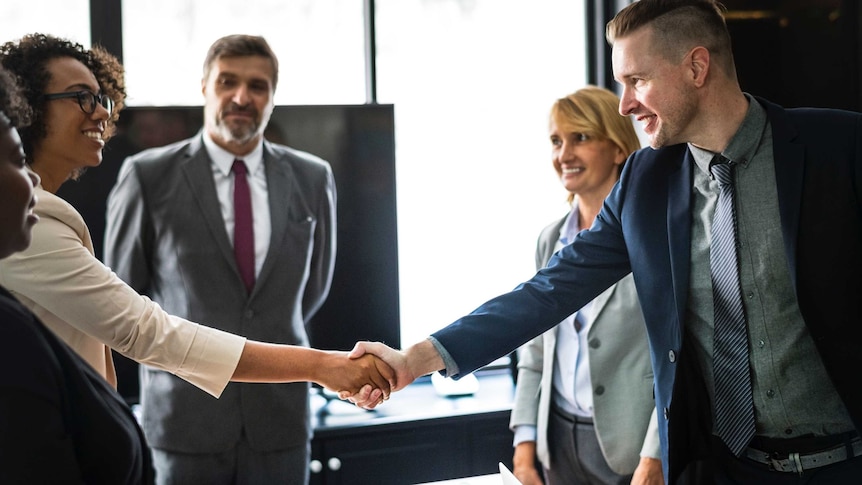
309, 372, 514, 485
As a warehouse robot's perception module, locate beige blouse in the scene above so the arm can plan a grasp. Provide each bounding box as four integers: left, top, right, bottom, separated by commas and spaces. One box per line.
0, 187, 245, 398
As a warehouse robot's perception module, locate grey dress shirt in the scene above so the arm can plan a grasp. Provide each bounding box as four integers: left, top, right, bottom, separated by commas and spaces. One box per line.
684, 95, 854, 439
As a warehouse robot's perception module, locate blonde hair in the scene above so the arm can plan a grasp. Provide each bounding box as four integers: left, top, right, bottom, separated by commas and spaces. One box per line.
549, 86, 640, 204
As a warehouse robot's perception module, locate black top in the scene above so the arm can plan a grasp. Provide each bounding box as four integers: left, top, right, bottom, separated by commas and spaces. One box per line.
0, 286, 154, 484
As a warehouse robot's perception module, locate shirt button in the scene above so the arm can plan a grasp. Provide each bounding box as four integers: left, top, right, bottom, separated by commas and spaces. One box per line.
668, 350, 676, 363
664, 407, 669, 420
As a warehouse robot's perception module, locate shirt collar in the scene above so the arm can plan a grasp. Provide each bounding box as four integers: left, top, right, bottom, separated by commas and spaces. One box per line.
559, 198, 582, 246
689, 93, 768, 175
202, 131, 264, 177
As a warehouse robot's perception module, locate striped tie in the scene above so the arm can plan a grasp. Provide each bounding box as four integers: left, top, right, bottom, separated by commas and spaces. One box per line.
710, 157, 755, 457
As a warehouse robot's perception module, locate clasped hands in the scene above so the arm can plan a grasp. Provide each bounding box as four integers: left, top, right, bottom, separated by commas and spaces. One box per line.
318, 342, 416, 409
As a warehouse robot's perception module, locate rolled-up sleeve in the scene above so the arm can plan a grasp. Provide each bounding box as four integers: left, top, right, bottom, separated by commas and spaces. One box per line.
0, 194, 245, 398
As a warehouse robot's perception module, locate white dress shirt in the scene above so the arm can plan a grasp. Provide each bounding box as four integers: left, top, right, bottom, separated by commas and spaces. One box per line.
552, 203, 596, 417
203, 133, 271, 278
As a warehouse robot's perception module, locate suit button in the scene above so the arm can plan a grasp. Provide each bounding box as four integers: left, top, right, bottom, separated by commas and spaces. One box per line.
668, 350, 676, 363
594, 385, 605, 395
663, 407, 669, 420
589, 339, 600, 349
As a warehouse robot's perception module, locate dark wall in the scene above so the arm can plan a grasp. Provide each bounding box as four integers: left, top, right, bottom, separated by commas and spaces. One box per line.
724, 0, 860, 110
588, 1, 861, 111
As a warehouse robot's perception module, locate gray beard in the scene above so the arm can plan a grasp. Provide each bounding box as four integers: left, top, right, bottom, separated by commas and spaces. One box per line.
217, 119, 259, 146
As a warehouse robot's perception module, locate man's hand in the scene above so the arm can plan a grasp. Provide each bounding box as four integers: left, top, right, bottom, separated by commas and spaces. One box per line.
630, 456, 663, 485
350, 342, 416, 391
340, 339, 446, 408
316, 351, 394, 406
339, 342, 411, 409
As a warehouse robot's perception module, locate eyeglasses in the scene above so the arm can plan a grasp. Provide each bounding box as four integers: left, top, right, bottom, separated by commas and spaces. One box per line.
43, 90, 114, 115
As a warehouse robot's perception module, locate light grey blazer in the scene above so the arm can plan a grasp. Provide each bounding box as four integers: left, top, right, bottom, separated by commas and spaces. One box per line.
509, 213, 660, 474
104, 133, 336, 453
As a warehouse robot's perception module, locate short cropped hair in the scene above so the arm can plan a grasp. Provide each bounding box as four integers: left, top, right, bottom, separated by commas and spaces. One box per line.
202, 35, 279, 90
606, 0, 736, 77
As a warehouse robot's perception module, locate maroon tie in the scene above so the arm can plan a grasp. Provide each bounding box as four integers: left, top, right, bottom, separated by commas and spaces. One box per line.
232, 159, 255, 293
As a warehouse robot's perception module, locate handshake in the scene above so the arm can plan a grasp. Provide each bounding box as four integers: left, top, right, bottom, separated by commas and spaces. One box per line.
316, 340, 445, 409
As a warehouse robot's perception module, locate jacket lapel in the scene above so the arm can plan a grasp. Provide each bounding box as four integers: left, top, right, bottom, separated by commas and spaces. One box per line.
254, 142, 293, 291
180, 134, 243, 285
667, 148, 694, 332
587, 284, 618, 331
759, 97, 803, 291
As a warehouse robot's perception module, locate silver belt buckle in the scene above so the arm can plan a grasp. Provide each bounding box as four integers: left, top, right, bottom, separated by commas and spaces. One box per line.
768, 449, 842, 476
767, 453, 788, 473
750, 435, 862, 474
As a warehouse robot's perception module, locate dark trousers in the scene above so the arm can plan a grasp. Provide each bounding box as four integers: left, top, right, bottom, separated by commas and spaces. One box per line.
151, 431, 309, 485
545, 404, 632, 485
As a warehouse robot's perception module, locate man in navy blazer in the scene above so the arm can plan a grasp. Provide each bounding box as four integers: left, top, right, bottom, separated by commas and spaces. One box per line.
348, 1, 862, 483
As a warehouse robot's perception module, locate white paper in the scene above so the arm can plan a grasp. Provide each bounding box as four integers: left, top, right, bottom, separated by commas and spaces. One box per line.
498, 463, 523, 485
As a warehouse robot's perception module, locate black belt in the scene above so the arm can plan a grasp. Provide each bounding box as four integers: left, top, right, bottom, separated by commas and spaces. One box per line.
550, 403, 593, 425
744, 436, 862, 474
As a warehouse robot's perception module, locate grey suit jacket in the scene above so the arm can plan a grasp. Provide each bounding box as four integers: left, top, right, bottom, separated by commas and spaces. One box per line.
509, 212, 659, 474
104, 133, 336, 453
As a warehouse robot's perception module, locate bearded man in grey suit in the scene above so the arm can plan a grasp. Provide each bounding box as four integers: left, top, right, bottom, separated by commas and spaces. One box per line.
105, 35, 335, 485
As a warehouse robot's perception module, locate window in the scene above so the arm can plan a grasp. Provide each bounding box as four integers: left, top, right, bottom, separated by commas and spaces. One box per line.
17, 0, 589, 352
121, 0, 366, 106
0, 1, 90, 47
375, 0, 587, 346
120, 0, 588, 349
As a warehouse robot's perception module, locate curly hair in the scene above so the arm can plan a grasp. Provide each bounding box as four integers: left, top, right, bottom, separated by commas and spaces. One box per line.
0, 33, 126, 158
0, 67, 31, 130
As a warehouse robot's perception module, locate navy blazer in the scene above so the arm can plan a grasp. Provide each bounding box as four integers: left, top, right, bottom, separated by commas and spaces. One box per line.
433, 97, 862, 482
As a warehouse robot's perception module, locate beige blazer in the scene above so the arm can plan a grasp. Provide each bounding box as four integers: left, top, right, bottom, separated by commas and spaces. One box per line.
0, 186, 245, 397
509, 212, 660, 474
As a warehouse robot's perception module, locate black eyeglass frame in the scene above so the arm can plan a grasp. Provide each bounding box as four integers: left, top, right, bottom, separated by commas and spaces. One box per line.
43, 90, 114, 115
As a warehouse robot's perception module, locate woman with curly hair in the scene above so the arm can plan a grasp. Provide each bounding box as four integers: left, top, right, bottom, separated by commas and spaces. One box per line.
0, 34, 391, 407
0, 64, 155, 484
0, 33, 126, 185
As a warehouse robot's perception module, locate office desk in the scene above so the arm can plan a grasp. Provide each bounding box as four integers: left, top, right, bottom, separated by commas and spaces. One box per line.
309, 371, 515, 485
